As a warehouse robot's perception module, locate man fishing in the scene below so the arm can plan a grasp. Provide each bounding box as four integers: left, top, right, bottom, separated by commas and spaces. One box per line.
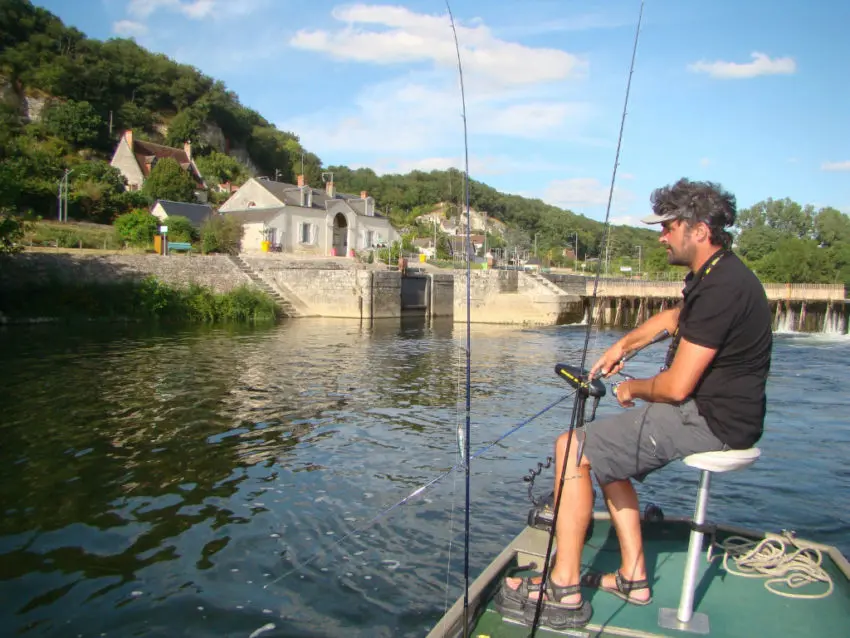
497, 178, 773, 628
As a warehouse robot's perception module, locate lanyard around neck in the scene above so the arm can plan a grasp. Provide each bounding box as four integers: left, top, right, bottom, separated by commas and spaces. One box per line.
662, 250, 727, 369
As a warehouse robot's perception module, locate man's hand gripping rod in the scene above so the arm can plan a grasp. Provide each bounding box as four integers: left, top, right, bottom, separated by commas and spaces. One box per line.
554, 329, 670, 464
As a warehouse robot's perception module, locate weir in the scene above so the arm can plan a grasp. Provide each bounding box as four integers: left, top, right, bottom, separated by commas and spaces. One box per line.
544, 274, 848, 335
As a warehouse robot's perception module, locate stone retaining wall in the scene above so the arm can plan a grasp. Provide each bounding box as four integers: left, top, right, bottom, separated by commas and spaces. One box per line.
0, 253, 253, 293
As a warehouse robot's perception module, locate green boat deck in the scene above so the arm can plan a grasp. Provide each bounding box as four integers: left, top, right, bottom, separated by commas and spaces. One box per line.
430, 514, 849, 637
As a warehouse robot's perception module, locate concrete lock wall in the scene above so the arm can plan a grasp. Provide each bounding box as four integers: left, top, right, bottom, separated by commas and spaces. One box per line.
430, 274, 454, 317
244, 257, 402, 320
452, 270, 583, 325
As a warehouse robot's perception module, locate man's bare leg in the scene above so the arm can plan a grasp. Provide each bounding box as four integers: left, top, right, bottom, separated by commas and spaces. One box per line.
504, 431, 593, 604
599, 479, 651, 602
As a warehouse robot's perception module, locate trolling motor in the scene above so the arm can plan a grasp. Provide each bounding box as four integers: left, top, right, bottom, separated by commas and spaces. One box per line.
526, 330, 670, 531
526, 364, 605, 530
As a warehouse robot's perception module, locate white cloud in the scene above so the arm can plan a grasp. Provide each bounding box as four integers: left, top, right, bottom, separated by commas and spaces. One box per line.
610, 214, 647, 228
355, 155, 577, 177
821, 160, 850, 172
290, 4, 587, 88
127, 0, 176, 19
280, 77, 594, 159
126, 0, 260, 21
181, 0, 215, 19
544, 177, 636, 211
687, 52, 796, 79
699, 157, 712, 167
620, 173, 636, 180
112, 20, 148, 37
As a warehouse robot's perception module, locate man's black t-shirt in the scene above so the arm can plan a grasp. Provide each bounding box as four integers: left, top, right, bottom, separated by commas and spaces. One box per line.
676, 249, 773, 449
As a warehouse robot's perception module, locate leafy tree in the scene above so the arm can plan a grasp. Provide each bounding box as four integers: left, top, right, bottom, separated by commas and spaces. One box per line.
0, 209, 26, 254
735, 226, 782, 263
753, 238, 832, 283
195, 150, 249, 187
164, 215, 196, 243
165, 106, 208, 150
142, 157, 196, 202
68, 160, 127, 222
738, 198, 812, 239
42, 99, 103, 147
114, 209, 158, 246
813, 207, 850, 247
200, 215, 242, 254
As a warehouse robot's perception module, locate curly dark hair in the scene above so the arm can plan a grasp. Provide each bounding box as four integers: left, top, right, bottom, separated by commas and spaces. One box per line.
650, 178, 736, 249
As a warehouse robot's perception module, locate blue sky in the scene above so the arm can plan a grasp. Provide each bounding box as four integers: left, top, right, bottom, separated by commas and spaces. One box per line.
36, 0, 850, 226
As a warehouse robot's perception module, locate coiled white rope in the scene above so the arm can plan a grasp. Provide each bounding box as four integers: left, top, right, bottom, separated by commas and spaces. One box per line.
708, 531, 834, 599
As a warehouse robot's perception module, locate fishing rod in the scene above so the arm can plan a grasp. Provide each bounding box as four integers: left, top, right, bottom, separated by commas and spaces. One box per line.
528, 1, 646, 636
443, 1, 474, 635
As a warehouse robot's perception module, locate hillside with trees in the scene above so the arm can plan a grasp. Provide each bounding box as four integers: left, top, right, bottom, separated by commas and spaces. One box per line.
0, 0, 848, 285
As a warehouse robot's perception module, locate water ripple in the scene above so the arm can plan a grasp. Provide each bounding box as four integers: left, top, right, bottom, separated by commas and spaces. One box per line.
0, 321, 847, 636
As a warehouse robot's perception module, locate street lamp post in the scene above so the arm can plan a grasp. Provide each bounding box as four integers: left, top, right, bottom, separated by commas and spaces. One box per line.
635, 245, 643, 278
57, 169, 73, 222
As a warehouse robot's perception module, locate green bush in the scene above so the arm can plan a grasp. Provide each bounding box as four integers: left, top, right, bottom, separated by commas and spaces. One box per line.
115, 209, 159, 246
0, 277, 280, 323
164, 215, 197, 243
0, 210, 27, 254
200, 215, 243, 254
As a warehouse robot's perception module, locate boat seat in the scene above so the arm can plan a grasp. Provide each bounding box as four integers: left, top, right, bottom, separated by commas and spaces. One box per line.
659, 447, 761, 635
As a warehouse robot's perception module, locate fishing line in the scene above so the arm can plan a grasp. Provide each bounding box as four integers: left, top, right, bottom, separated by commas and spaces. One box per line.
528, 1, 646, 636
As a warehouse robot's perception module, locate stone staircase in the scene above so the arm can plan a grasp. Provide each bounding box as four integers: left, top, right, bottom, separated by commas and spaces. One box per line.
229, 255, 304, 318
524, 270, 571, 297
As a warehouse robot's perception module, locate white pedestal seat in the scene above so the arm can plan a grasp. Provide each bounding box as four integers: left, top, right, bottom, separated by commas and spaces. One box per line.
658, 447, 761, 635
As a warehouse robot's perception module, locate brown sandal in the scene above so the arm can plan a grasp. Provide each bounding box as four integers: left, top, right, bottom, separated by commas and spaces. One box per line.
581, 570, 653, 606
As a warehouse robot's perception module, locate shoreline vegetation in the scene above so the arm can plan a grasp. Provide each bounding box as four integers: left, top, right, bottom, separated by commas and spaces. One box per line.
0, 277, 280, 324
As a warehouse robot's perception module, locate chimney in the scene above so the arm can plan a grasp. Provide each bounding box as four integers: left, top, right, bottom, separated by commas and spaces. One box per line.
124, 129, 133, 148
297, 174, 305, 187
360, 190, 368, 200
326, 179, 335, 197
184, 140, 192, 161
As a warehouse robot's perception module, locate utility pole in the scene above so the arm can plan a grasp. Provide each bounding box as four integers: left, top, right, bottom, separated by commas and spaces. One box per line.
574, 232, 579, 271
635, 245, 642, 278
58, 169, 73, 222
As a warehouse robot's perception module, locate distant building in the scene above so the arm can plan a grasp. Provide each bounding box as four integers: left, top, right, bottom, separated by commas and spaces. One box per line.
150, 200, 215, 228
110, 129, 208, 202
218, 176, 399, 256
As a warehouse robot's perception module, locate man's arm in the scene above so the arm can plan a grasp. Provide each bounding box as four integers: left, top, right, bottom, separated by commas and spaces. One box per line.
616, 336, 717, 405
590, 303, 682, 378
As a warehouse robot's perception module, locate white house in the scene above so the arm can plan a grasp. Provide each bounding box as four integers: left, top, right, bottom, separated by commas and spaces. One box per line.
110, 129, 208, 203
218, 176, 399, 256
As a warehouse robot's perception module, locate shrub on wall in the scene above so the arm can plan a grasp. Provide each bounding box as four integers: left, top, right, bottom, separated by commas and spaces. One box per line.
115, 209, 159, 247
200, 215, 243, 255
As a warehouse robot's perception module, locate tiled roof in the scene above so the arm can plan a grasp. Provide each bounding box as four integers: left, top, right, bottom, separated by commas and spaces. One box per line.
254, 179, 384, 217
222, 207, 285, 223
154, 200, 214, 226
132, 139, 204, 187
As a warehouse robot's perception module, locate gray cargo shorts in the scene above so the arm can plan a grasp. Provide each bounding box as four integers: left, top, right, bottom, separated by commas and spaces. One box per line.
582, 399, 727, 487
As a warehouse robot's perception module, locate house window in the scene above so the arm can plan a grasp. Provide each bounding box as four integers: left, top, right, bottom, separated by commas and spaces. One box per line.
365, 230, 375, 247
299, 222, 316, 244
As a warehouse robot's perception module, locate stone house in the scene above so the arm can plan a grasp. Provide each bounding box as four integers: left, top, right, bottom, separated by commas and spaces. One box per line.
218, 176, 399, 256
150, 200, 215, 228
110, 129, 208, 203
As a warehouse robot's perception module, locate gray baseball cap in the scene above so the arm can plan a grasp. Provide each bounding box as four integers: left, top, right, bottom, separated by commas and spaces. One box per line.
640, 210, 683, 224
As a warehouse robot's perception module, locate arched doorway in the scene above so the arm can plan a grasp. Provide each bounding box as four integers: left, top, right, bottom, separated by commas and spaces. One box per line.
332, 213, 348, 256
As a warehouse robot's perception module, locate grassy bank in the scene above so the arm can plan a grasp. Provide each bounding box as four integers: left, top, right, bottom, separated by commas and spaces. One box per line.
0, 277, 281, 323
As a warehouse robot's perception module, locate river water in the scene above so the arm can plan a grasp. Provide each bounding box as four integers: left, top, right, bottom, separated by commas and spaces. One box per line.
0, 319, 847, 637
